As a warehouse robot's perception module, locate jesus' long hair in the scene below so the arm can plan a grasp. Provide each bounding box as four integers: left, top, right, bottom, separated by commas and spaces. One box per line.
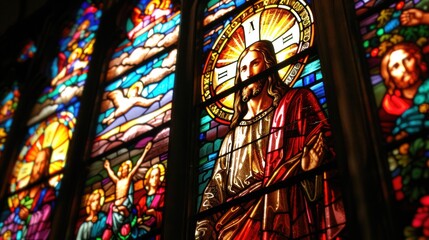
230, 40, 288, 128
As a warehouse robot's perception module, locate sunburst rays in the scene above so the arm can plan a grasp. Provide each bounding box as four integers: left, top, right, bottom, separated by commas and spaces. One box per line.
261, 9, 294, 42
216, 27, 246, 67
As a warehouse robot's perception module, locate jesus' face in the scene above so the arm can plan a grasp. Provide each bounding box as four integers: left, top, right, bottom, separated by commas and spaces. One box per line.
388, 49, 421, 90
239, 50, 266, 102
30, 150, 48, 183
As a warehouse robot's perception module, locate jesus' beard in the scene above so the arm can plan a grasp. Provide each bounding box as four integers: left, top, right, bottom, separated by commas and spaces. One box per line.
241, 79, 265, 103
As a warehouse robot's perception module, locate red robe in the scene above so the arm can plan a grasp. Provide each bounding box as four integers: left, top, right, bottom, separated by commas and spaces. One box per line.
262, 88, 346, 239
379, 90, 413, 138
136, 186, 165, 230
197, 88, 346, 239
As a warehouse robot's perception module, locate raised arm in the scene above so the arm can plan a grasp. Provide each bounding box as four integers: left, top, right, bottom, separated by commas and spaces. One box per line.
135, 95, 163, 108
129, 141, 153, 177
104, 160, 119, 183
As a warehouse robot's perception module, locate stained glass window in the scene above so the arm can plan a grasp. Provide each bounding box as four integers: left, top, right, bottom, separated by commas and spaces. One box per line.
75, 128, 169, 239
0, 104, 78, 239
74, 1, 180, 239
356, 0, 429, 238
0, 82, 20, 154
92, 0, 180, 157
0, 1, 103, 239
28, 1, 102, 125
195, 0, 347, 238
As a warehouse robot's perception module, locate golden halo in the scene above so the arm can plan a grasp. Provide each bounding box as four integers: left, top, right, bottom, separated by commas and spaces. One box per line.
10, 113, 74, 193
201, 0, 314, 124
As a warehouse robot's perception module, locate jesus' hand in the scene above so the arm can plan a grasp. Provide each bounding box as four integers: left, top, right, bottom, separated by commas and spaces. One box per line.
400, 8, 429, 26
301, 132, 325, 171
